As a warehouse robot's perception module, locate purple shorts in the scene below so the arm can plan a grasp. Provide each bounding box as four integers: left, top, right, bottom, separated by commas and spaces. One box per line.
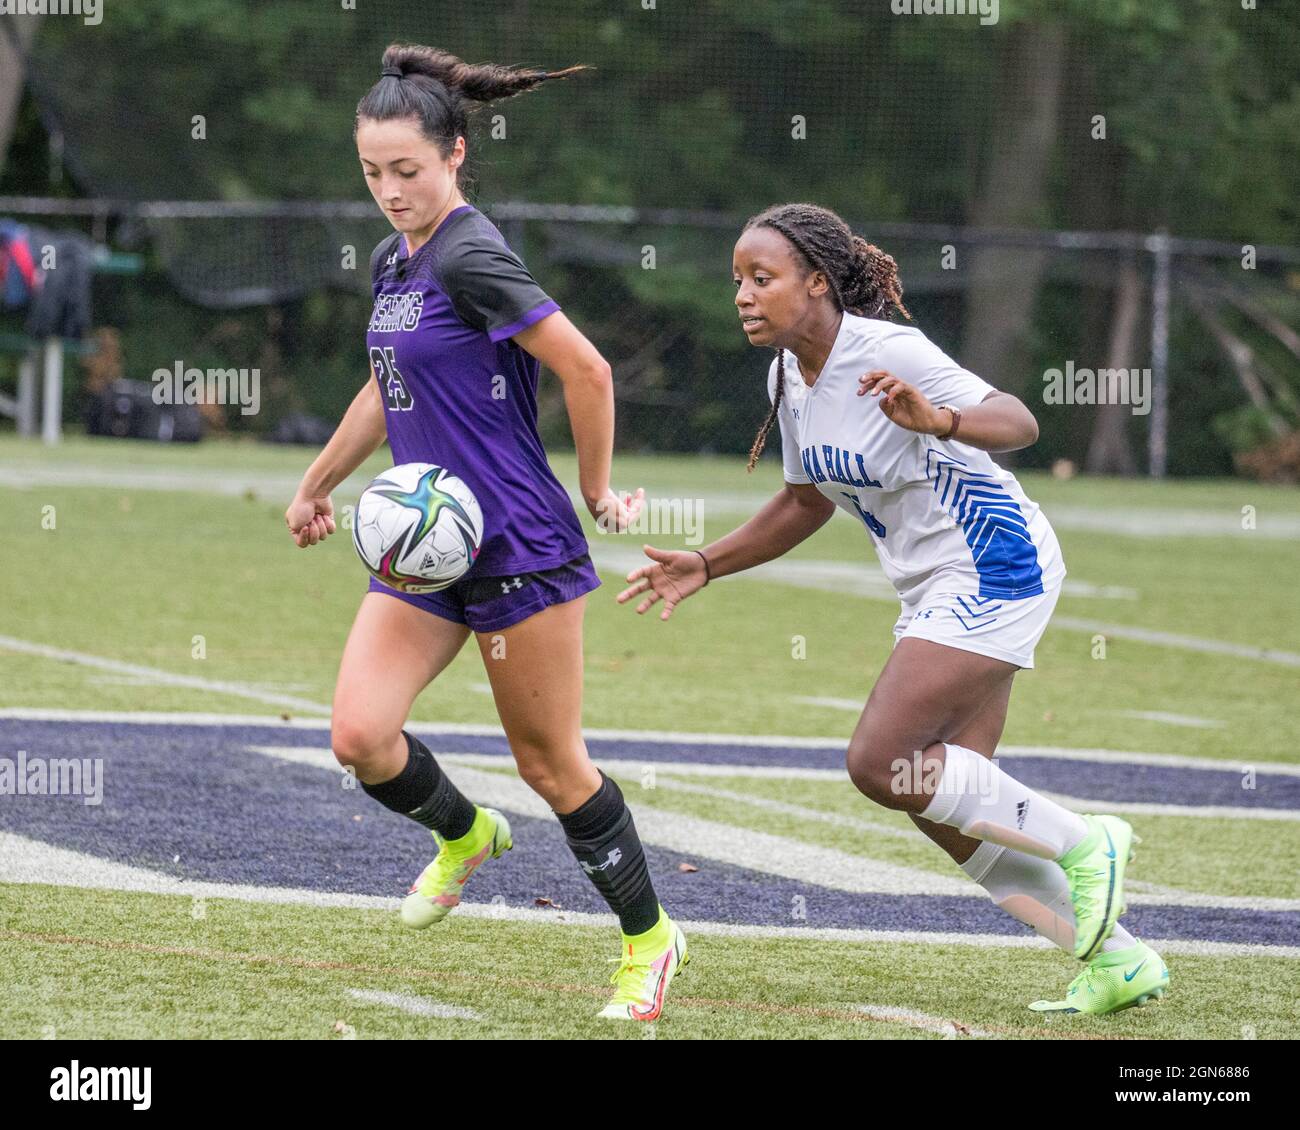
367, 553, 601, 633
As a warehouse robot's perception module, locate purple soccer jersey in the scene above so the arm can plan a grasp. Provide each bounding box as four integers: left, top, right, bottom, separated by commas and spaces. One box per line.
366, 205, 589, 577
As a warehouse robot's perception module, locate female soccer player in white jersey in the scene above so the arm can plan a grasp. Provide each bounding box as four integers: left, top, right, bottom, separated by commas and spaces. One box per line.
284, 46, 686, 1021
619, 202, 1168, 1015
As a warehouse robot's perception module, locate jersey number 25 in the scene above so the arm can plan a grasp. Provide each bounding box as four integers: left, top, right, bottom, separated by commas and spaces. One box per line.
370, 345, 413, 411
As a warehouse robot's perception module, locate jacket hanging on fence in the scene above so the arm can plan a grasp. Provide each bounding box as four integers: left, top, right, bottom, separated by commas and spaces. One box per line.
0, 219, 40, 310
23, 228, 94, 339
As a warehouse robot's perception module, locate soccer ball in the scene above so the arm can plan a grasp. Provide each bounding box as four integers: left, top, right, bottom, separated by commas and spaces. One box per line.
352, 463, 484, 593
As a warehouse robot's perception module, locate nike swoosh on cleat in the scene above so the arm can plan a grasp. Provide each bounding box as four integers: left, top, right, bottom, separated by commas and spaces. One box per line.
631, 949, 673, 1020
1103, 824, 1117, 860
1124, 960, 1148, 982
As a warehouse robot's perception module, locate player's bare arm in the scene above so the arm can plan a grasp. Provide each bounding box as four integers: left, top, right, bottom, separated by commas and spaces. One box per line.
285, 377, 387, 547
617, 482, 833, 619
858, 373, 1039, 452
514, 311, 645, 533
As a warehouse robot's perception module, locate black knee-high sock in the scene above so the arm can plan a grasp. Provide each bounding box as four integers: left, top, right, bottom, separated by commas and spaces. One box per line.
556, 770, 660, 936
360, 731, 476, 840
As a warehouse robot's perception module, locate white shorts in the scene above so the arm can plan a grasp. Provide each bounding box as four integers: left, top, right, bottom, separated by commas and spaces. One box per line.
891, 582, 1063, 669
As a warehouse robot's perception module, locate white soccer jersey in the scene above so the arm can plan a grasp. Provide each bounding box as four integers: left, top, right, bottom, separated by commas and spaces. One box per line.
770, 314, 1066, 602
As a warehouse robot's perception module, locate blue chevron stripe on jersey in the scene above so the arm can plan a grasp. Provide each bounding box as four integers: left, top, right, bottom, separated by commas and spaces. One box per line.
927, 449, 1044, 599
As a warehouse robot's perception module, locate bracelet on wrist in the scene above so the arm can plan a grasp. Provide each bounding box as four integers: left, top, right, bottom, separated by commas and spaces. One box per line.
935, 404, 962, 441
693, 549, 711, 586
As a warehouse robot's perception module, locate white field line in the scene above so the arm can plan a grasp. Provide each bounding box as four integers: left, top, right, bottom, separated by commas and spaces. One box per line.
588, 544, 1134, 602
1118, 710, 1225, 730
589, 546, 1300, 666
4, 707, 1299, 778
246, 745, 973, 898
441, 752, 917, 841
1037, 791, 1300, 823
0, 832, 1294, 960
0, 465, 368, 500
443, 753, 1300, 836
8, 461, 1296, 541
1050, 617, 1300, 668
249, 746, 1300, 912
853, 1004, 993, 1038
0, 636, 332, 715
345, 989, 483, 1021
799, 697, 1235, 735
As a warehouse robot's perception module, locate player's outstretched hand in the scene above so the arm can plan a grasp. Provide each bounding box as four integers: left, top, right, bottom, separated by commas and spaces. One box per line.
857, 370, 948, 435
616, 544, 707, 621
589, 486, 646, 534
285, 492, 336, 548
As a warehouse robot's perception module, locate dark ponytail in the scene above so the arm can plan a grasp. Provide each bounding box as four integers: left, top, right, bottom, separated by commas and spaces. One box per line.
743, 202, 911, 471
355, 44, 590, 189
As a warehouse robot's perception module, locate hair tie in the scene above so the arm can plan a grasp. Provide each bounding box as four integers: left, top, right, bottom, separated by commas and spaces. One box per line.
381, 67, 404, 79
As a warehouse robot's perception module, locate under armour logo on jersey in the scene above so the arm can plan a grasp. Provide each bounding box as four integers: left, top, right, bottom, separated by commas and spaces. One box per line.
580, 848, 623, 875
501, 577, 524, 594
792, 407, 800, 419
386, 251, 399, 265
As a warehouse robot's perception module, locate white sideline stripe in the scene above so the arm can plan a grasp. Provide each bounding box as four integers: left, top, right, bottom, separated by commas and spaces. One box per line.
0, 833, 1294, 960
854, 1004, 992, 1038
442, 753, 1298, 837
1037, 791, 1300, 824
1119, 710, 1225, 729
0, 637, 332, 715
591, 546, 1300, 666
5, 462, 1300, 541
791, 696, 865, 713
999, 745, 1300, 778
1051, 617, 1300, 668
588, 544, 1135, 602
441, 753, 918, 841
345, 989, 482, 1021
4, 707, 1299, 778
248, 746, 1300, 912
0, 465, 368, 499
245, 745, 975, 898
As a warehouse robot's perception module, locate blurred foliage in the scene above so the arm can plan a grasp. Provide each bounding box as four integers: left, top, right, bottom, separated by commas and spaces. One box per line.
0, 0, 1296, 474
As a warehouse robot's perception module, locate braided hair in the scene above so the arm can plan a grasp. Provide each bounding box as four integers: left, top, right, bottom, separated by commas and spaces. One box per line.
744, 203, 912, 472
356, 45, 590, 192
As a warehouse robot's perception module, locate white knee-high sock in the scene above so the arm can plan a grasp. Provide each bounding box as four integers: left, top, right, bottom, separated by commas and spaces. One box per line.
961, 841, 1137, 955
920, 743, 1090, 860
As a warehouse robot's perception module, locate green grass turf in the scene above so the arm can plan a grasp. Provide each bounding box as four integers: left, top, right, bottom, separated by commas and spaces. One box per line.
1, 436, 1298, 759
459, 763, 1298, 901
0, 436, 1295, 1039
0, 882, 1292, 1040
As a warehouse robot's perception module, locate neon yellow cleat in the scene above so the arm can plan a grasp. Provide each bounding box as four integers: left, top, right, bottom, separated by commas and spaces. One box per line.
400, 806, 512, 929
1058, 814, 1138, 961
599, 908, 689, 1021
1029, 942, 1169, 1015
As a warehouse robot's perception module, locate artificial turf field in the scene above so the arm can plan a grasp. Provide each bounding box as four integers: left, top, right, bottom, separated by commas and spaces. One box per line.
0, 434, 1297, 1040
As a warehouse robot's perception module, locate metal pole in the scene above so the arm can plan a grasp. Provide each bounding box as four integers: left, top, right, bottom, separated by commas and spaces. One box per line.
16, 351, 37, 436
1148, 228, 1172, 478
41, 336, 62, 445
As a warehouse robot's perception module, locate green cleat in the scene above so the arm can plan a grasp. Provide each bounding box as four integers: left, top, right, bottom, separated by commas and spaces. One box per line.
1029, 942, 1169, 1015
599, 908, 689, 1021
400, 806, 512, 929
1058, 814, 1138, 961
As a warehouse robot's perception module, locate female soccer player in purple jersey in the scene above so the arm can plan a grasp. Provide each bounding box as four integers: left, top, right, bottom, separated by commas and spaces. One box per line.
284, 46, 686, 1021
619, 203, 1168, 1016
